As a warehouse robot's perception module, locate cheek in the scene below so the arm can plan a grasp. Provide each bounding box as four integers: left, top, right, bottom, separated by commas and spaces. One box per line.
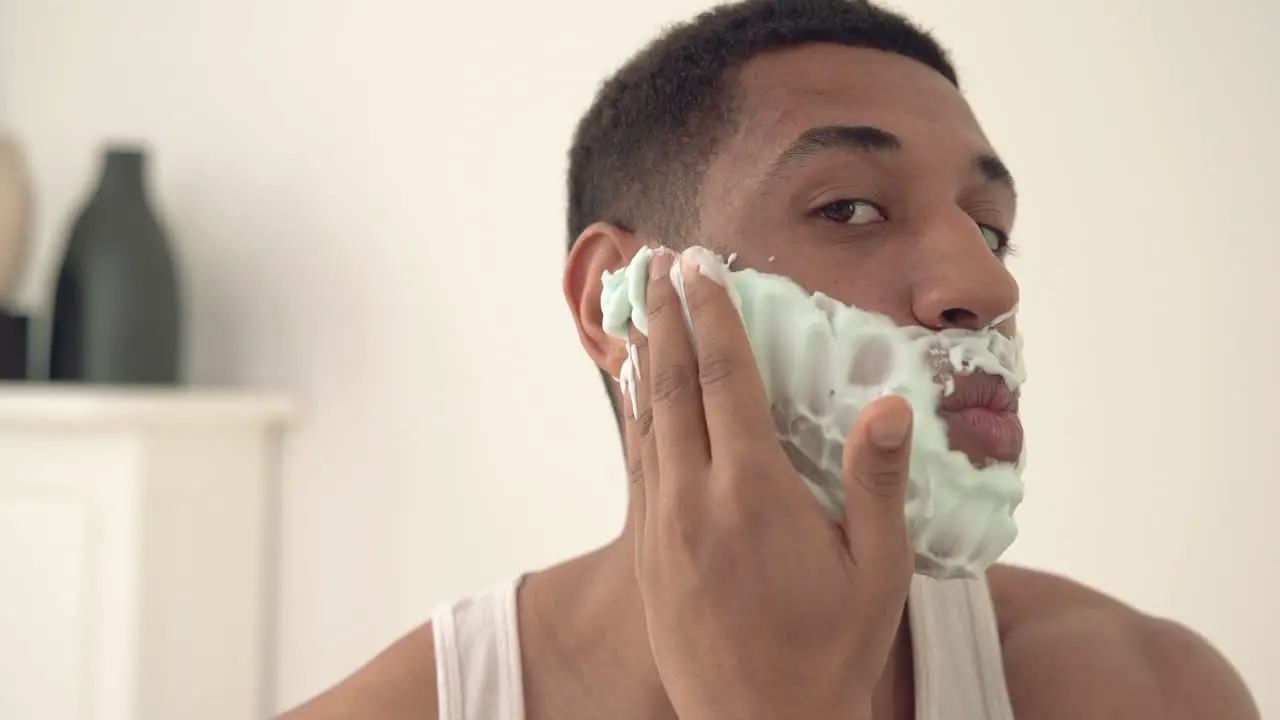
753, 255, 908, 318
712, 217, 912, 318
799, 262, 908, 321
849, 336, 895, 385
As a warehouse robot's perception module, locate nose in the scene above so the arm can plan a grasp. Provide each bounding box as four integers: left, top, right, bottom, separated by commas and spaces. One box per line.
910, 215, 1019, 332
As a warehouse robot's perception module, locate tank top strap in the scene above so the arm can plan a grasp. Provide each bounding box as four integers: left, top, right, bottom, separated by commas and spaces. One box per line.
908, 573, 1016, 720
432, 576, 526, 720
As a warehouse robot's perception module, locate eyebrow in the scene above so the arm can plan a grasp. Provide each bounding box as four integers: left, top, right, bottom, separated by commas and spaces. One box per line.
761, 124, 1017, 197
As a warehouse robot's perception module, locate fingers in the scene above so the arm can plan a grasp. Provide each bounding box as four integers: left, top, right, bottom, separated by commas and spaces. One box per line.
643, 249, 711, 475
627, 325, 661, 530
841, 395, 914, 580
672, 249, 777, 456
621, 375, 648, 569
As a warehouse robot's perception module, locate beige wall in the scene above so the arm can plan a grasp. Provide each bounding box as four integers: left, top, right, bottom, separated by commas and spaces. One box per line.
2, 0, 1275, 713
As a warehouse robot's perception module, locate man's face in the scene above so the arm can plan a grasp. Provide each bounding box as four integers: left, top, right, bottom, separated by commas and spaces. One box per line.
698, 44, 1018, 334
567, 43, 1020, 465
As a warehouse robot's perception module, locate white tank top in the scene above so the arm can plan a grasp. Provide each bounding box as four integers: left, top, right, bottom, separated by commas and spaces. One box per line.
432, 574, 1015, 719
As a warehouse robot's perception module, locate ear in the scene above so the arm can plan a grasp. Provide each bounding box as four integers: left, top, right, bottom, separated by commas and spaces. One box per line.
564, 222, 641, 379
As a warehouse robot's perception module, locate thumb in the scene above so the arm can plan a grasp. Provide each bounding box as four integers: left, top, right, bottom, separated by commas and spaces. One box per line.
842, 395, 913, 573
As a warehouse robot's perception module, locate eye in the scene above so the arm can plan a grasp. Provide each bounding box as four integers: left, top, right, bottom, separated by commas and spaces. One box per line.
817, 199, 886, 226
979, 224, 1011, 254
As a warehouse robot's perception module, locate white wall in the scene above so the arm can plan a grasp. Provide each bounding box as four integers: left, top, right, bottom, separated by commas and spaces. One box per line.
2, 0, 1276, 714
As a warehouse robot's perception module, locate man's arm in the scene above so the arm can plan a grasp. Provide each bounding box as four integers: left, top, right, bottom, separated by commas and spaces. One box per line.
273, 622, 439, 720
1140, 616, 1259, 719
1003, 607, 1258, 719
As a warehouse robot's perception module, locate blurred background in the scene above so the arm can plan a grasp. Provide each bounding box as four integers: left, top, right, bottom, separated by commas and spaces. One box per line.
0, 0, 1276, 716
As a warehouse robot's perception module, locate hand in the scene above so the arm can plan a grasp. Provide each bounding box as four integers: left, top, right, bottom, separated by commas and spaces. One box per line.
622, 248, 916, 720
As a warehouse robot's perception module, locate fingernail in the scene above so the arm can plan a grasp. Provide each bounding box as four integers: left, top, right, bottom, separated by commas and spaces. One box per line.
869, 405, 911, 450
649, 249, 674, 281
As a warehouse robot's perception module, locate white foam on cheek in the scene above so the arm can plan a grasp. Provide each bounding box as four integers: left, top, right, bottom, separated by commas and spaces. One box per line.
600, 245, 1026, 579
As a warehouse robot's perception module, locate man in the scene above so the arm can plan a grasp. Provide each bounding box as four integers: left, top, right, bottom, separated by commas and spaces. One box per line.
279, 1, 1259, 718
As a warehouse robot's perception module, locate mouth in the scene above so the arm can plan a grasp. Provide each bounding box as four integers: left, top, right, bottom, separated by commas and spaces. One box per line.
938, 374, 1023, 465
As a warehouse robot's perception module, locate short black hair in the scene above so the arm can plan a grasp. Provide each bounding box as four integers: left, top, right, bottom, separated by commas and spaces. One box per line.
565, 0, 959, 252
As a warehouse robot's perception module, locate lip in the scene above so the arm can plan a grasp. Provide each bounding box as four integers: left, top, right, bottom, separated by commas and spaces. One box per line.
939, 374, 1023, 464
940, 373, 1018, 414
942, 408, 1024, 465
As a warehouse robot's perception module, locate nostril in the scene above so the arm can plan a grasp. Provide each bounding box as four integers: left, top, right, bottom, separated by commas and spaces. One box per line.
940, 307, 980, 330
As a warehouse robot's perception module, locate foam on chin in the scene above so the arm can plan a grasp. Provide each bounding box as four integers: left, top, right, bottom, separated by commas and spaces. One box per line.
601, 246, 1027, 580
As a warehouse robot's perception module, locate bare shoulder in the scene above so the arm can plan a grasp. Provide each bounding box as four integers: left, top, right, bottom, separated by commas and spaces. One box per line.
273, 622, 439, 720
986, 564, 1258, 720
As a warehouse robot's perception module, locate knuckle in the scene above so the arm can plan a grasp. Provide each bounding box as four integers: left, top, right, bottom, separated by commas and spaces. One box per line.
697, 353, 736, 392
644, 284, 679, 320
634, 406, 655, 439
854, 465, 906, 499
649, 362, 697, 406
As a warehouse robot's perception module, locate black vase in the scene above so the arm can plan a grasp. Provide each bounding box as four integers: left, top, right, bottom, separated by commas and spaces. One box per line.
0, 309, 28, 380
49, 145, 183, 384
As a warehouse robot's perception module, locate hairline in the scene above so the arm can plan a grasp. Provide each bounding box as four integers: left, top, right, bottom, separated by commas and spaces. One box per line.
587, 43, 965, 250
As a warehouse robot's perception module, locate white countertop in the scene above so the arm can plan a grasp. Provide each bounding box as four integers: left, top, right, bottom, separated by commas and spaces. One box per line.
0, 383, 298, 427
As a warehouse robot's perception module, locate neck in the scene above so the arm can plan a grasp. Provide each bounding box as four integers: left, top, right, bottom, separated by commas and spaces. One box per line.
519, 526, 916, 720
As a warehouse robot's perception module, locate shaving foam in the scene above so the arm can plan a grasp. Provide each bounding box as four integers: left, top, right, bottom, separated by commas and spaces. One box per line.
601, 246, 1027, 579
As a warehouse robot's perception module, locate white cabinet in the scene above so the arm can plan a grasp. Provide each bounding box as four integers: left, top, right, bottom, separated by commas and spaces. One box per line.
0, 386, 295, 720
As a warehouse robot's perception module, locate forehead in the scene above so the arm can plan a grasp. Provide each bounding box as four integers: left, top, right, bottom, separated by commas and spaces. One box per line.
705, 44, 994, 196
